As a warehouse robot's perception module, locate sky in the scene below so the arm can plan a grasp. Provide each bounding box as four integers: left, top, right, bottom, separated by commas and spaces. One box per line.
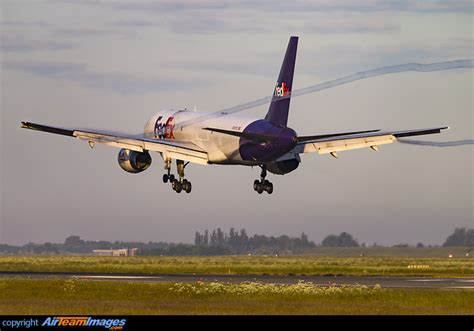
1, 0, 472, 246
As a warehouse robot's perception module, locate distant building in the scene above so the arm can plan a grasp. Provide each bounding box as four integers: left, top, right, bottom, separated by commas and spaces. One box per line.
92, 248, 138, 256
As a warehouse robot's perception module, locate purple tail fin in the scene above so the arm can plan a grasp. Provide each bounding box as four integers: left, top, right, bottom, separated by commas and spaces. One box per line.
264, 36, 298, 127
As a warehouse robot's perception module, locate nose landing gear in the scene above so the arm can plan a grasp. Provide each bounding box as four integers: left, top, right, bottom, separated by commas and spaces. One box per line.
253, 165, 273, 194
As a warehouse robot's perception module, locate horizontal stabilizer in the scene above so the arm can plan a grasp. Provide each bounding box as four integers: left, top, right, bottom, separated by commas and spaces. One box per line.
297, 129, 380, 143
203, 127, 274, 143
294, 126, 449, 155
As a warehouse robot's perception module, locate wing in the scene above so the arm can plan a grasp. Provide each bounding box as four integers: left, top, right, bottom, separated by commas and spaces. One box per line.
21, 122, 208, 165
294, 127, 448, 157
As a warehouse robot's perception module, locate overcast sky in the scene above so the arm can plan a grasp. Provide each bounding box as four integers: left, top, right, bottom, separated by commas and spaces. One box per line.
1, 0, 472, 246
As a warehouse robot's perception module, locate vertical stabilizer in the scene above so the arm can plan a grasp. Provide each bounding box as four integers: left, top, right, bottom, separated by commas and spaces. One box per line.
264, 36, 298, 127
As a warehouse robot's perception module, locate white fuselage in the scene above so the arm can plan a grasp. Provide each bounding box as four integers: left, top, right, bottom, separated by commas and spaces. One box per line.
143, 109, 259, 165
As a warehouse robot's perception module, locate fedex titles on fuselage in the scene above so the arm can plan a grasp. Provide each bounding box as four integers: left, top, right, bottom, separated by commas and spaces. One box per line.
154, 115, 175, 139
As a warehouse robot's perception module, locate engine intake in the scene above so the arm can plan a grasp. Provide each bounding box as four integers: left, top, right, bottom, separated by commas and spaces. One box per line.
266, 158, 300, 175
118, 149, 152, 173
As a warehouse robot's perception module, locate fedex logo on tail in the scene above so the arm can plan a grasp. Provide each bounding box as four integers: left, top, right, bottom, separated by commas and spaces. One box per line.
274, 82, 290, 97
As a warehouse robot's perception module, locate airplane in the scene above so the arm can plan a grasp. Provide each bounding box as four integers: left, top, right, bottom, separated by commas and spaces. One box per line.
21, 36, 448, 194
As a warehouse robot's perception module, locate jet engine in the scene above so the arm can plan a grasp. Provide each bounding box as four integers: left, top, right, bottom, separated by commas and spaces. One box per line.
266, 158, 300, 175
118, 149, 152, 173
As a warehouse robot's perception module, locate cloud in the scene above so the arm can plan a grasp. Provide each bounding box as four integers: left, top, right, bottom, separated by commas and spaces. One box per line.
114, 19, 162, 27
115, 12, 399, 35
73, 0, 472, 14
0, 20, 49, 28
0, 34, 73, 52
400, 1, 472, 13
53, 28, 137, 38
114, 12, 270, 34
3, 60, 204, 94
294, 38, 473, 78
163, 61, 274, 78
260, 0, 472, 13
113, 0, 228, 11
300, 15, 400, 34
77, 0, 470, 36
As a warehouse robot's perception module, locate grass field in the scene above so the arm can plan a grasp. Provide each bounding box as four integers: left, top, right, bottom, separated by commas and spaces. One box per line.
0, 255, 473, 278
0, 278, 472, 315
306, 246, 473, 257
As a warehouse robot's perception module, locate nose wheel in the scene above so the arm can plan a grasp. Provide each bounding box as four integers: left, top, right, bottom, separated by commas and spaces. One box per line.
253, 165, 273, 194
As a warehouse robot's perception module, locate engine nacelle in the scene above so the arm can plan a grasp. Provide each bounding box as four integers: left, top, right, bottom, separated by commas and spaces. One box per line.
266, 158, 300, 175
118, 149, 152, 174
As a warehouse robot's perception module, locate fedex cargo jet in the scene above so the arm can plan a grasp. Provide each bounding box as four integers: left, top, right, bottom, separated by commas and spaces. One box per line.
21, 36, 447, 194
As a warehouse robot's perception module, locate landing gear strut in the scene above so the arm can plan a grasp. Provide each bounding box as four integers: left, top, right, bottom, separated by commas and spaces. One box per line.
162, 159, 175, 183
253, 165, 273, 194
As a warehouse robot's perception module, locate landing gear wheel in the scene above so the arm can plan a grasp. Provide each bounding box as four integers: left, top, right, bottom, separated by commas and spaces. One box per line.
163, 174, 169, 183
175, 180, 183, 193
256, 183, 264, 194
184, 181, 192, 193
253, 180, 260, 191
169, 174, 175, 182
172, 179, 178, 191
265, 182, 273, 194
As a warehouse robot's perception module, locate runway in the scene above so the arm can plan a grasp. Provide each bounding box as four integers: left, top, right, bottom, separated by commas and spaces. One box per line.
1, 271, 473, 289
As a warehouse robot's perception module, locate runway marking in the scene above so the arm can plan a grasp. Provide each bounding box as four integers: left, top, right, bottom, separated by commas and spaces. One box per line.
448, 286, 474, 289
408, 279, 451, 282
408, 279, 474, 283
74, 275, 162, 280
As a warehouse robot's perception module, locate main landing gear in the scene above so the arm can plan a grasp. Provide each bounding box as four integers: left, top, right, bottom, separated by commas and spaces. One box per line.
162, 169, 175, 184
163, 159, 192, 193
253, 165, 273, 194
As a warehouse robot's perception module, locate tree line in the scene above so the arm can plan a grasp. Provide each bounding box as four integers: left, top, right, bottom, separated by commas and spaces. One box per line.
0, 227, 472, 255
193, 228, 315, 254
443, 228, 474, 247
